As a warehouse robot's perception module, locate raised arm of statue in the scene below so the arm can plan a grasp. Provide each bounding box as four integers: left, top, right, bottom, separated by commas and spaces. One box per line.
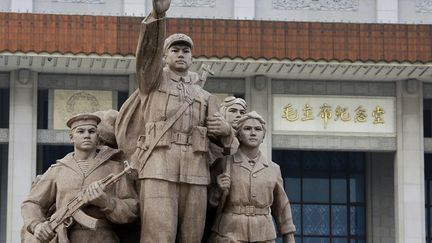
153, 0, 171, 18
135, 0, 171, 94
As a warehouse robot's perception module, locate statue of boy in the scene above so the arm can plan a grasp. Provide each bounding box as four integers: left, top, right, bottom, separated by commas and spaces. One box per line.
219, 96, 247, 127
209, 111, 296, 243
114, 0, 233, 242
208, 96, 247, 163
21, 113, 138, 243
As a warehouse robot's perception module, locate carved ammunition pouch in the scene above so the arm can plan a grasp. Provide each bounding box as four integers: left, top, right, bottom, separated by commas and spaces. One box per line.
190, 126, 208, 153
133, 96, 196, 173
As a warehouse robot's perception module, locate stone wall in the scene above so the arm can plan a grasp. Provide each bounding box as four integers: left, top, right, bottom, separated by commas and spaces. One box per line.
400, 0, 432, 24
34, 0, 123, 15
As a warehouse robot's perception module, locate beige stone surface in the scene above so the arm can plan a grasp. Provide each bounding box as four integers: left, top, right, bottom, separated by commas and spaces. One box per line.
114, 1, 234, 242
54, 90, 112, 129
21, 114, 138, 243
208, 112, 295, 243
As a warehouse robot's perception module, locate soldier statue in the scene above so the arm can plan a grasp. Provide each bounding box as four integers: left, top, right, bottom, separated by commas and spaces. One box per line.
21, 114, 138, 243
114, 0, 233, 242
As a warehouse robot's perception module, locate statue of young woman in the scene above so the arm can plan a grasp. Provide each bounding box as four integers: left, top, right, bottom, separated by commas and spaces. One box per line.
208, 111, 296, 243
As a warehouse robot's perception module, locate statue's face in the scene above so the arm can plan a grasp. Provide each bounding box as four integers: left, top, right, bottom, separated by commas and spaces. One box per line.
70, 125, 98, 152
238, 119, 265, 148
165, 44, 192, 74
225, 103, 246, 125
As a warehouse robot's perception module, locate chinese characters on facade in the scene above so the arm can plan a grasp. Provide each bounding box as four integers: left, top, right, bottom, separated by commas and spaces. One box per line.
282, 103, 385, 129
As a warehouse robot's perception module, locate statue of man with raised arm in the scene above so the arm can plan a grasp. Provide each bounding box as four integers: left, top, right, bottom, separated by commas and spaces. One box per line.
114, 0, 233, 242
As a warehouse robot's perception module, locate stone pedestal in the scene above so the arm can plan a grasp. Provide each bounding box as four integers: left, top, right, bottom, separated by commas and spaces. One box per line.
7, 70, 38, 243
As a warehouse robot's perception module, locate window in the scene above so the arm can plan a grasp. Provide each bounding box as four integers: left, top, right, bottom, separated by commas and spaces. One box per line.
36, 145, 73, 174
0, 89, 9, 128
273, 150, 366, 243
117, 91, 129, 110
424, 99, 432, 137
426, 154, 432, 243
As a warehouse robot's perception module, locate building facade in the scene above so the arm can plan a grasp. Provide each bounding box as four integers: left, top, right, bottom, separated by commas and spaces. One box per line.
1, 1, 432, 243
2, 0, 432, 24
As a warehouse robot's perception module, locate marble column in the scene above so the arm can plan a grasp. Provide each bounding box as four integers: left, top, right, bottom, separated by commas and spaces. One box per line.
395, 79, 426, 243
246, 75, 272, 159
7, 69, 38, 243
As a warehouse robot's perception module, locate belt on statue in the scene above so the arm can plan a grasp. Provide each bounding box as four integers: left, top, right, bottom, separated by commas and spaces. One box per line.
172, 131, 192, 145
224, 205, 270, 216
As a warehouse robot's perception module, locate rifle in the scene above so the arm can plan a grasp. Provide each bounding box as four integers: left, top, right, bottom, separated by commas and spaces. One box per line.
197, 64, 214, 88
30, 161, 133, 243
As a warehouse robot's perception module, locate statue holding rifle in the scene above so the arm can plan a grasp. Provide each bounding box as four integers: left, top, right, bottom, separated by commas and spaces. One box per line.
21, 113, 138, 243
114, 0, 233, 242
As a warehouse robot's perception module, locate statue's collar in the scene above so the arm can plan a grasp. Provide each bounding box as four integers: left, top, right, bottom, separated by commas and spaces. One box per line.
165, 67, 193, 83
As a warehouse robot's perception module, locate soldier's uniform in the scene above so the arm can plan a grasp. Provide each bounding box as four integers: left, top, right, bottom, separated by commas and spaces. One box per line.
208, 151, 296, 243
21, 146, 138, 243
115, 14, 233, 243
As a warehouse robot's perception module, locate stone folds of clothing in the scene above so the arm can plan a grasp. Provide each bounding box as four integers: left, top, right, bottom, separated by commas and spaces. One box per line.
209, 150, 296, 242
21, 146, 139, 243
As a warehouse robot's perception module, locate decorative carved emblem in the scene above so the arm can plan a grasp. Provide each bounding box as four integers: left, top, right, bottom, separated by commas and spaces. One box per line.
66, 91, 100, 114
272, 0, 359, 11
405, 79, 419, 94
54, 90, 112, 130
52, 0, 105, 3
416, 0, 432, 12
171, 0, 215, 7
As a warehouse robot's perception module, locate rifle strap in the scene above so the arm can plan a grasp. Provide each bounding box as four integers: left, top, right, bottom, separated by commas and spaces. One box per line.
137, 96, 193, 173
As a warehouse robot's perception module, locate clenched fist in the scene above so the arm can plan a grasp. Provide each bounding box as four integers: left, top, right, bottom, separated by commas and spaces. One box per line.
207, 113, 231, 137
153, 0, 171, 18
34, 221, 55, 243
81, 180, 111, 209
217, 173, 231, 191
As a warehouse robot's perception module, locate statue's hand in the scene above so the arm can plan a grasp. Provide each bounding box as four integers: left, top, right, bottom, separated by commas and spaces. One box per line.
81, 180, 112, 209
153, 0, 171, 17
217, 173, 231, 191
282, 233, 295, 243
207, 113, 231, 137
34, 221, 55, 243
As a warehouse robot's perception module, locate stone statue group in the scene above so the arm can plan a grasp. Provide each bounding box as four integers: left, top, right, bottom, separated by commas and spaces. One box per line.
20, 1, 296, 242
